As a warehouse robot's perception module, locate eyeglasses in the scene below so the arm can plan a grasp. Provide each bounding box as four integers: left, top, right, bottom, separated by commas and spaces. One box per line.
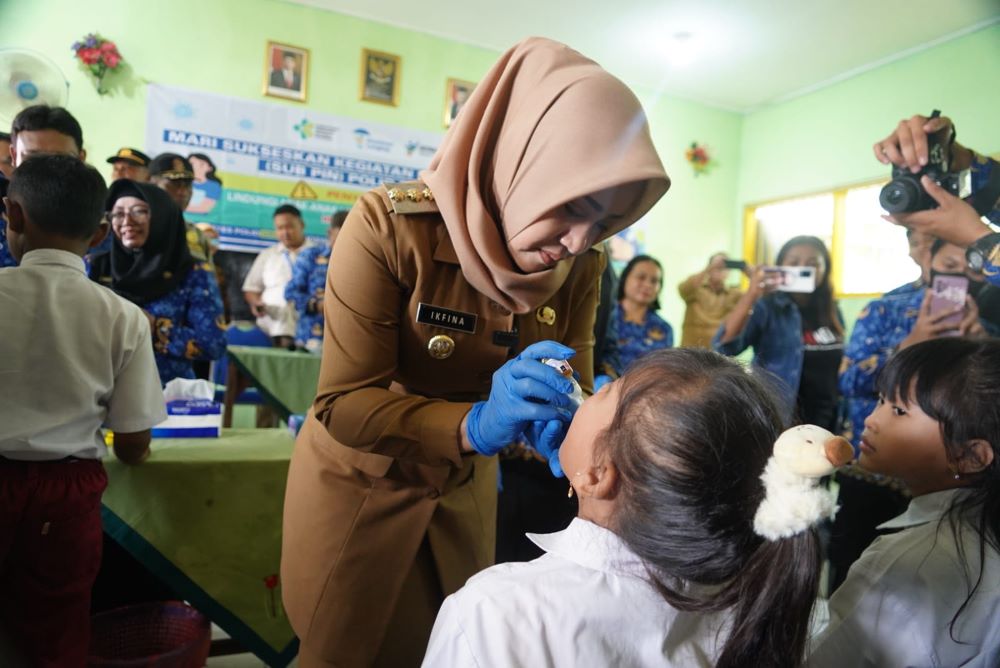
109, 206, 151, 224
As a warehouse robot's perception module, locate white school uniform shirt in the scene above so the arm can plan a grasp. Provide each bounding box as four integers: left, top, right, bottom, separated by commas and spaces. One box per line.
0, 249, 166, 460
809, 488, 1000, 667
241, 240, 312, 337
423, 518, 731, 667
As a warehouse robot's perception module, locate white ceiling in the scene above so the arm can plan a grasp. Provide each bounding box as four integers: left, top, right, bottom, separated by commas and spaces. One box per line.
283, 0, 1000, 112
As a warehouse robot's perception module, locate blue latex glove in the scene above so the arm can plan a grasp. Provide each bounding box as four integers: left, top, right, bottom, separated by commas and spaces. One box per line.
525, 419, 568, 477
594, 374, 613, 392
466, 340, 576, 456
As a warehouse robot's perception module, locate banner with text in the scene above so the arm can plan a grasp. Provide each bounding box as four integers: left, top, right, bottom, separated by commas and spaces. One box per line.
146, 84, 442, 252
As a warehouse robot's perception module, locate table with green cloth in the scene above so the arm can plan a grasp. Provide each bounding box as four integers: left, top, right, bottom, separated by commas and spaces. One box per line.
101, 429, 298, 667
224, 345, 322, 424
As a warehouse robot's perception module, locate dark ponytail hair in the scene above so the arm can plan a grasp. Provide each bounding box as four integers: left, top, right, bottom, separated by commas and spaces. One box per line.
776, 235, 842, 337
877, 338, 1000, 637
600, 348, 820, 668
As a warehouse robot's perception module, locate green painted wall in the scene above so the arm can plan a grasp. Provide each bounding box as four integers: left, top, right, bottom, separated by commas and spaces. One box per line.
738, 24, 1000, 206
631, 86, 743, 331
0, 0, 499, 150
737, 23, 1000, 331
0, 0, 745, 330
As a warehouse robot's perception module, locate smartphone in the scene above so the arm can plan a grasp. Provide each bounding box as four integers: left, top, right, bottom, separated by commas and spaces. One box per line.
723, 259, 748, 271
930, 274, 968, 335
763, 266, 816, 293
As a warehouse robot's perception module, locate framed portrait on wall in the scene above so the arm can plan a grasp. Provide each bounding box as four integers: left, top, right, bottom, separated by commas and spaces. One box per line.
263, 41, 309, 102
443, 78, 476, 128
360, 48, 401, 106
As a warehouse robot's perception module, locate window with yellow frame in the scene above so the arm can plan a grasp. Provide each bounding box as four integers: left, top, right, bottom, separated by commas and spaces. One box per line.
744, 151, 1000, 299
742, 178, 919, 299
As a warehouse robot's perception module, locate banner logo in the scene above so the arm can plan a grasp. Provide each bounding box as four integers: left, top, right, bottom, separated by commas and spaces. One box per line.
294, 118, 314, 140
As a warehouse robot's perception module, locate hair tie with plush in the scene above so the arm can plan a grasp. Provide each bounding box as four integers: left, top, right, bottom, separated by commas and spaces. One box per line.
753, 425, 854, 541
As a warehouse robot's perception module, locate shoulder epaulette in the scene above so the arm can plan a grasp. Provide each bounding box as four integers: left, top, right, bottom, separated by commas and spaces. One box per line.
383, 181, 439, 215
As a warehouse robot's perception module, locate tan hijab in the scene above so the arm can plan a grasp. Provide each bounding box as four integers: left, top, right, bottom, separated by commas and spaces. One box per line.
422, 37, 669, 314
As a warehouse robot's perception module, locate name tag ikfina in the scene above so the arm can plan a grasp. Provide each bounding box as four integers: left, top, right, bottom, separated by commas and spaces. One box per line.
416, 303, 478, 334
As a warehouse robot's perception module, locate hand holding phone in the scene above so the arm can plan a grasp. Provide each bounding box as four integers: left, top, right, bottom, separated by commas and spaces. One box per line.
747, 266, 780, 299
929, 274, 968, 336
901, 284, 969, 349
762, 266, 816, 293
723, 259, 748, 272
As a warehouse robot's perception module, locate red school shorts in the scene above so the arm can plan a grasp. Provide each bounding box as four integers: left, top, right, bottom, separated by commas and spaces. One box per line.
0, 457, 108, 668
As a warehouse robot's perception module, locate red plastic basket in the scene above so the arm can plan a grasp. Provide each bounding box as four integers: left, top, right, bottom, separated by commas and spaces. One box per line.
87, 601, 211, 668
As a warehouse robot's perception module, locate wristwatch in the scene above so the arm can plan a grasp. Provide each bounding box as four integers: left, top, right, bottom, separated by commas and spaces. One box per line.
965, 232, 1000, 273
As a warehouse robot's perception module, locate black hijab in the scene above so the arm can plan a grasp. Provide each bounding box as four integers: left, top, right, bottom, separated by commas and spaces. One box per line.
90, 180, 195, 305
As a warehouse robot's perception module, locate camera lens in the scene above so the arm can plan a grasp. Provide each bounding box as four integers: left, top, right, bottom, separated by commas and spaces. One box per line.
879, 179, 919, 213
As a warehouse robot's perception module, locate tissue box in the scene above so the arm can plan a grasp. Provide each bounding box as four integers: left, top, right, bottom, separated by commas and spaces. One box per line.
152, 399, 222, 438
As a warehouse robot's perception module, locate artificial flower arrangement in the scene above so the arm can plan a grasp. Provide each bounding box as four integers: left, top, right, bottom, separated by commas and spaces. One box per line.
71, 33, 124, 95
685, 142, 714, 176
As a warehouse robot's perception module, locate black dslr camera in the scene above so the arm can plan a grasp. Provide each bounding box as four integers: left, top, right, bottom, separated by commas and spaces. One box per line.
879, 110, 970, 214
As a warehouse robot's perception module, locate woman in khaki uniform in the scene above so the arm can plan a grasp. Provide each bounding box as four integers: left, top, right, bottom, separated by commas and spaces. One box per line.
281, 37, 669, 667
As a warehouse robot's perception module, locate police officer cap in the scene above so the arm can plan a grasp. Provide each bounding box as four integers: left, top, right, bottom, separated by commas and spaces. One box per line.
106, 147, 151, 167
149, 153, 194, 181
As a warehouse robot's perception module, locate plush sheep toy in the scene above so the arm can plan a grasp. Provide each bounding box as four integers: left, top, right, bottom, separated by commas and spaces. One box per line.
753, 425, 855, 540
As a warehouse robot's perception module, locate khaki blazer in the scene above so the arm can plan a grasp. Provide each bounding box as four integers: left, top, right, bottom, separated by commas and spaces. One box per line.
678, 274, 743, 349
281, 183, 603, 666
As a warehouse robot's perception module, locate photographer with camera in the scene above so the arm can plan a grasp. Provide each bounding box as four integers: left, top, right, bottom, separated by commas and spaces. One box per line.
876, 112, 1000, 285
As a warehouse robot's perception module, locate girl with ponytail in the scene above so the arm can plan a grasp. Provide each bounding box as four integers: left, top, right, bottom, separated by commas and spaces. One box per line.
424, 348, 832, 667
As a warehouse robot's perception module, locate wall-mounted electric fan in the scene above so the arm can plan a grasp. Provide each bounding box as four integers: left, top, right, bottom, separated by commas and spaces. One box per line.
0, 48, 70, 130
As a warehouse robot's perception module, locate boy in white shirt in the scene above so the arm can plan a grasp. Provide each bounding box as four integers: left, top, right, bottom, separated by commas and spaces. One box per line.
0, 154, 166, 666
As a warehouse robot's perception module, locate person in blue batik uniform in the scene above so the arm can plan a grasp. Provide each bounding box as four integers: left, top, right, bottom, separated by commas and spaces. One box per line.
285, 210, 347, 352
600, 255, 672, 377
0, 134, 13, 267
839, 291, 922, 445
0, 229, 14, 267
90, 180, 225, 384
841, 239, 990, 447
0, 174, 15, 268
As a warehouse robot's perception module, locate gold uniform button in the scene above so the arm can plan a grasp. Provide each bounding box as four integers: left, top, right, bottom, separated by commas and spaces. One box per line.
535, 306, 556, 326
427, 334, 455, 359
387, 188, 403, 202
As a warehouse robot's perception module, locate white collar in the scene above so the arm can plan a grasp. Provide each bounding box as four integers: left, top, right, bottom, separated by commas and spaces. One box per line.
17, 249, 86, 273
878, 488, 966, 530
278, 239, 312, 254
528, 517, 648, 579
